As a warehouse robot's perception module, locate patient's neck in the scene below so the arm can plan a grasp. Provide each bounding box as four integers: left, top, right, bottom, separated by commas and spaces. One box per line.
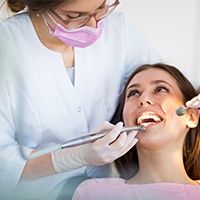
126, 148, 196, 185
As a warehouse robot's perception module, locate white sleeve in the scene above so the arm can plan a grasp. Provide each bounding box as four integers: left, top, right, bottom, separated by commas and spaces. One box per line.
0, 35, 32, 198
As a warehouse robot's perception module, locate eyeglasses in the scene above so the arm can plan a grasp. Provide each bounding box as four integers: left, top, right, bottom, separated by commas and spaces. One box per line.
50, 0, 120, 30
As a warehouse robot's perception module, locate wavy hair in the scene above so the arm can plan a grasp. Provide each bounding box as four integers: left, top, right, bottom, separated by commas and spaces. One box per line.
115, 63, 200, 180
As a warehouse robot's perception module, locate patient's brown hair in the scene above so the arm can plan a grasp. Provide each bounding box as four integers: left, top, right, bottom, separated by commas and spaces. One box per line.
115, 63, 200, 180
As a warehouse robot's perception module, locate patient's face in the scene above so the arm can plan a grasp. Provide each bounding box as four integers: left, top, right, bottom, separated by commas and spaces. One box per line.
123, 68, 189, 149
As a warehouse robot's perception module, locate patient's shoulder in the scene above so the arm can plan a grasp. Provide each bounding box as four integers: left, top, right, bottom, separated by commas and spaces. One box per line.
78, 178, 125, 187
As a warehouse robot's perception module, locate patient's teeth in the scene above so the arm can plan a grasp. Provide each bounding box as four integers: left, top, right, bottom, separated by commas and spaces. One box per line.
137, 113, 162, 125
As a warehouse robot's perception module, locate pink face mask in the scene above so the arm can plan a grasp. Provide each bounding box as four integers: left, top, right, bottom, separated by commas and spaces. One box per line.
43, 13, 104, 48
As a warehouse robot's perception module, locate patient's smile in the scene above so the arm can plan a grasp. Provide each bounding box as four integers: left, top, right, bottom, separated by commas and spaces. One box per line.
136, 112, 163, 127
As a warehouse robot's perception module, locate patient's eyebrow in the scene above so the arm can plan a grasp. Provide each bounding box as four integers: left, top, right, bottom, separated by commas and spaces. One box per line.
126, 80, 173, 92
151, 80, 173, 88
126, 83, 141, 92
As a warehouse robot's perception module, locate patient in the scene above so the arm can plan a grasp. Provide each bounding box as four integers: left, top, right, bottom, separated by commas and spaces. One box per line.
72, 63, 200, 200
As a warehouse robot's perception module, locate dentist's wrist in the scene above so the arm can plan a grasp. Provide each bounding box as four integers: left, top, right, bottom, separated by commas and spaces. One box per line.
51, 146, 87, 173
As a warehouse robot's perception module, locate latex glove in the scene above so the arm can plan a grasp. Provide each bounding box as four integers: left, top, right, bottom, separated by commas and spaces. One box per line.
185, 94, 200, 114
51, 121, 138, 173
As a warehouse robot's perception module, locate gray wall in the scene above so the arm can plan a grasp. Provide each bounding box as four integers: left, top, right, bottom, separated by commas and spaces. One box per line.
117, 0, 200, 82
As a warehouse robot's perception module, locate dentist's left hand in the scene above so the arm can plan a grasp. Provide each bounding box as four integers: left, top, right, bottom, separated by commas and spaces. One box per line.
186, 93, 200, 115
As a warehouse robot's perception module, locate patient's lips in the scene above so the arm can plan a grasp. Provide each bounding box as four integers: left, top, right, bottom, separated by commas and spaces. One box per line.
136, 112, 163, 127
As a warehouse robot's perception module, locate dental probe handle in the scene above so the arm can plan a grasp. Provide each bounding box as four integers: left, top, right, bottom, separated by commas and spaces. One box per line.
25, 144, 61, 160
60, 125, 146, 149
24, 126, 145, 160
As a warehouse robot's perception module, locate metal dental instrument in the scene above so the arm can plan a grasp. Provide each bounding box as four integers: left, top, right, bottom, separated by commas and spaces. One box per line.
25, 125, 146, 160
176, 106, 188, 116
176, 94, 200, 116
60, 125, 146, 148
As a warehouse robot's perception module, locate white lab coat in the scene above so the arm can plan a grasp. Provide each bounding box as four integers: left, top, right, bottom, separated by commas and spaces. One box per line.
0, 12, 160, 199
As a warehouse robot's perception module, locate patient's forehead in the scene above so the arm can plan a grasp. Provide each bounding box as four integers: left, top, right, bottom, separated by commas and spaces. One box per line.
126, 68, 184, 100
129, 68, 178, 87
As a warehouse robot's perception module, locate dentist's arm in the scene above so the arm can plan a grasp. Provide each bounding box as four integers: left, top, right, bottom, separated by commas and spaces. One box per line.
21, 121, 138, 179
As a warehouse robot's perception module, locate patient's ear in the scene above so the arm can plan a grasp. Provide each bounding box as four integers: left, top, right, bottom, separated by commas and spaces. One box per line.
186, 108, 199, 128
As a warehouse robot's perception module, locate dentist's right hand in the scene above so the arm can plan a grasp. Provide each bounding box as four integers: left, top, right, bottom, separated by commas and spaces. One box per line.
51, 121, 138, 173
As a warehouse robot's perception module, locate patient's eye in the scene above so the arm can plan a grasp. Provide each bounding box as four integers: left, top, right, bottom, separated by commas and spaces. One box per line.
127, 89, 140, 98
155, 85, 169, 93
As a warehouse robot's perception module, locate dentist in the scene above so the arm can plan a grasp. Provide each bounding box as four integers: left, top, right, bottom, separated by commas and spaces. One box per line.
0, 0, 160, 199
